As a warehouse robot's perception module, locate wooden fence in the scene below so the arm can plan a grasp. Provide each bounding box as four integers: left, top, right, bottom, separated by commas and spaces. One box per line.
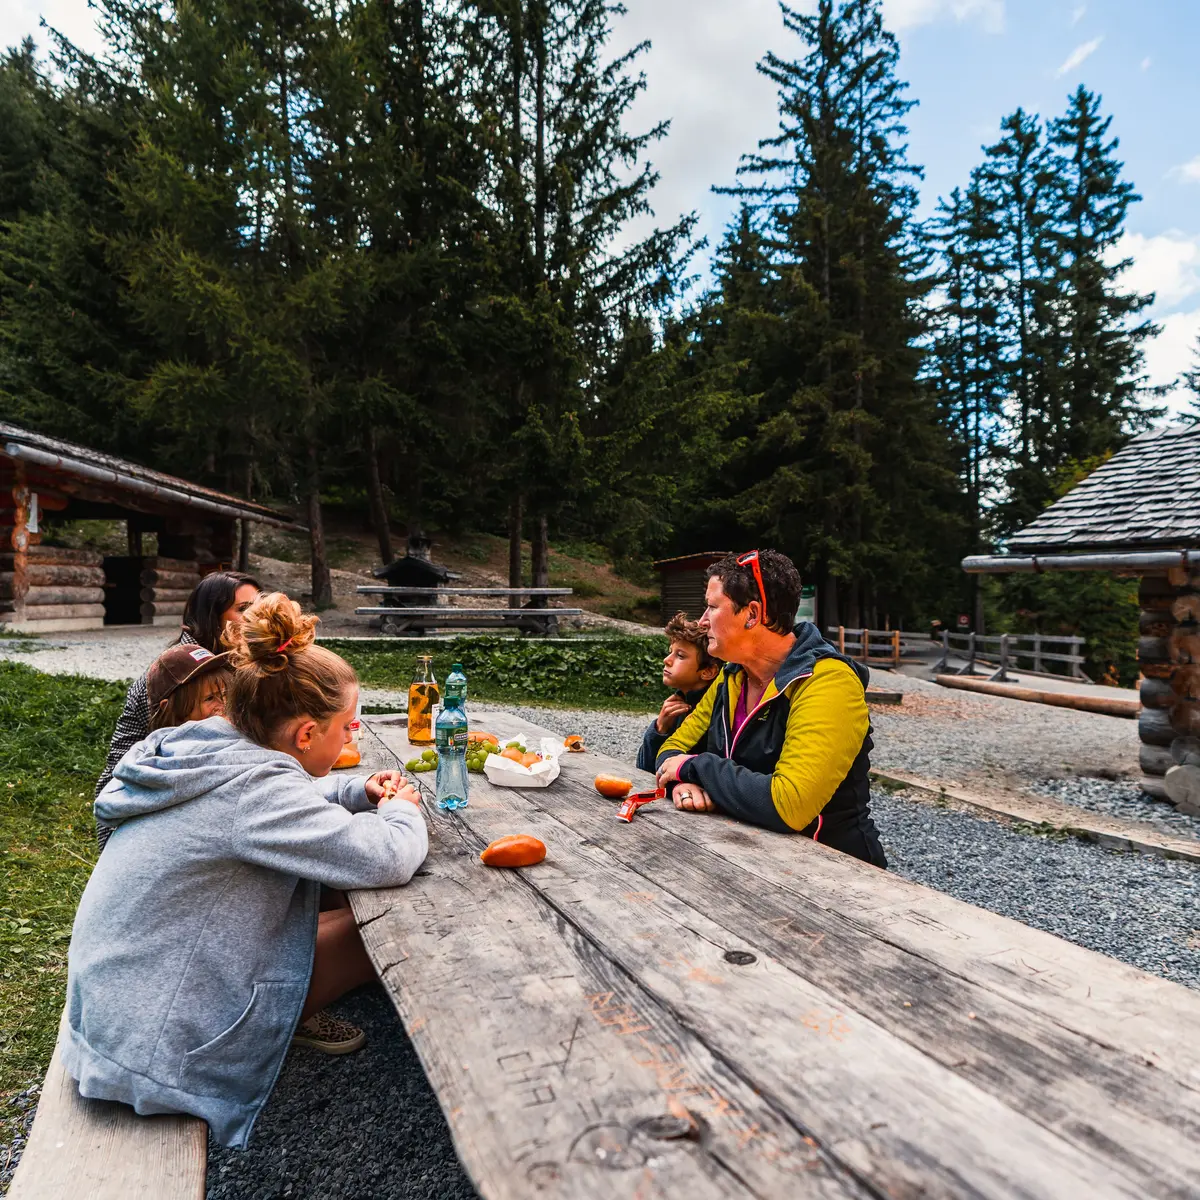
825, 627, 933, 667
935, 631, 1090, 682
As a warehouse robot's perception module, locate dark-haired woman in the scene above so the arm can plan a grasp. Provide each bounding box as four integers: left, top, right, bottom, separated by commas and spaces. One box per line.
94, 570, 260, 849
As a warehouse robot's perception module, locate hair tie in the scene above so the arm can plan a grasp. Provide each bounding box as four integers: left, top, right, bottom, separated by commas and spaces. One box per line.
277, 636, 294, 655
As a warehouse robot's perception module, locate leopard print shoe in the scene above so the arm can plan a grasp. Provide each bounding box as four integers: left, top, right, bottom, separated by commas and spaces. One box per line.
291, 1010, 366, 1055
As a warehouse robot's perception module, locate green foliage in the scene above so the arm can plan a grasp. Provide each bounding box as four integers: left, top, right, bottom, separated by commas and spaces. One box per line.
0, 663, 124, 1090
997, 571, 1139, 686
991, 456, 1140, 685
325, 636, 668, 711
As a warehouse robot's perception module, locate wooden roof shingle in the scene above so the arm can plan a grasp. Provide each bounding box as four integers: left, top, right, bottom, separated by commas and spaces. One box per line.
1007, 422, 1200, 554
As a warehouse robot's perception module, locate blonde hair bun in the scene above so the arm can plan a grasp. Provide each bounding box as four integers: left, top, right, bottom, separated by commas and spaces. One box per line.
230, 592, 319, 674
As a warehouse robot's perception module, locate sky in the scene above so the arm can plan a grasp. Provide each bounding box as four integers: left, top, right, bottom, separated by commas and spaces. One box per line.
5, 0, 1199, 414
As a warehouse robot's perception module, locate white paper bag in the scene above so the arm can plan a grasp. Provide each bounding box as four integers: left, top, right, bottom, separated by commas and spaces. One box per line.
482, 737, 563, 788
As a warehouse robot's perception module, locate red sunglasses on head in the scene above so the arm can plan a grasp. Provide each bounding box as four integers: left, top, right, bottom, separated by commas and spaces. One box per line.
736, 550, 768, 624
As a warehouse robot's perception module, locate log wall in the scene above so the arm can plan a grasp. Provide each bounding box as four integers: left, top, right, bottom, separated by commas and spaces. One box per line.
140, 556, 199, 625
1138, 570, 1200, 813
0, 544, 106, 630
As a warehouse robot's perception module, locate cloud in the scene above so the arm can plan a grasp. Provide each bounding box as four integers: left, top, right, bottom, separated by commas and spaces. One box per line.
1055, 35, 1103, 78
1169, 156, 1200, 185
1071, 4, 1086, 25
883, 0, 1005, 34
0, 0, 105, 57
1141, 56, 1152, 70
1144, 309, 1200, 418
1110, 231, 1200, 309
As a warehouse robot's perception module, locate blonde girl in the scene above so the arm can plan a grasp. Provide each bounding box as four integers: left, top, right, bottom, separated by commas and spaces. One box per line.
64, 594, 427, 1149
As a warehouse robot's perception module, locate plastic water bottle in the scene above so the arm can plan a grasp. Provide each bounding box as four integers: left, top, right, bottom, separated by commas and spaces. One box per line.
435, 664, 469, 811
446, 662, 467, 707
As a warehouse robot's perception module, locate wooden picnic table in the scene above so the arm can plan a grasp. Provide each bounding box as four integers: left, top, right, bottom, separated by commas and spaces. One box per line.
350, 711, 1200, 1199
355, 586, 581, 635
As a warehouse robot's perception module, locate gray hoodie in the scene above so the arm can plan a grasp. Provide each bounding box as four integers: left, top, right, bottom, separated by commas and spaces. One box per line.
63, 716, 428, 1149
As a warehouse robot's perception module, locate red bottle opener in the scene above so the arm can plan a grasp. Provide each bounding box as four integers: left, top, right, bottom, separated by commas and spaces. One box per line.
616, 787, 664, 822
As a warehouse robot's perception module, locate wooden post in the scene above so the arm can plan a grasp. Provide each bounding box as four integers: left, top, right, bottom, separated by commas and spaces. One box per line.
6, 462, 30, 627
966, 631, 976, 675
860, 628, 869, 664
892, 628, 901, 667
838, 625, 845, 655
1033, 635, 1043, 674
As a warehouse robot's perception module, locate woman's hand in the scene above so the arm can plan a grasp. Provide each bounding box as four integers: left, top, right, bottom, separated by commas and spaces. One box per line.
673, 786, 716, 814
367, 770, 420, 807
655, 755, 689, 788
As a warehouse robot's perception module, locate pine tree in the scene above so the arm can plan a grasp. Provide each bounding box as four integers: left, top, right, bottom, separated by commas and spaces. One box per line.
1029, 86, 1160, 514
474, 0, 693, 588
928, 175, 1007, 623
0, 36, 149, 446
712, 0, 958, 626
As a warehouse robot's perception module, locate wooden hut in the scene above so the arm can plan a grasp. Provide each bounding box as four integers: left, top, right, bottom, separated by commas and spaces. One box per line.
1, 423, 303, 633
653, 552, 733, 625
963, 422, 1200, 810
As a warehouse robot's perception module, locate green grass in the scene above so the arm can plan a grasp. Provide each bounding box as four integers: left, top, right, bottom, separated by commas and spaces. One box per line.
326, 634, 671, 712
0, 662, 125, 1096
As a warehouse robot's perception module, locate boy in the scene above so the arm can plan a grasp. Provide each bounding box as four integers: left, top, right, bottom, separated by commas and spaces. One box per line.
636, 612, 722, 772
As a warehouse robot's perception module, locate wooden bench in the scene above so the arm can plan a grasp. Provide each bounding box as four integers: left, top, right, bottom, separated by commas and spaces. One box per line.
8, 1014, 206, 1200
355, 586, 580, 636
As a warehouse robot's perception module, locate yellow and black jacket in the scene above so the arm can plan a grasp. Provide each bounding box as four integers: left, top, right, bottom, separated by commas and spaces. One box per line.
657, 622, 886, 866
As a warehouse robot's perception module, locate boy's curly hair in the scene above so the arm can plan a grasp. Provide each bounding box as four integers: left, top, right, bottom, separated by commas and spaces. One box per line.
665, 611, 721, 671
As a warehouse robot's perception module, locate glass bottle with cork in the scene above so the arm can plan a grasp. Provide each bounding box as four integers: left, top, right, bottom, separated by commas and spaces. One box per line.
407, 655, 439, 745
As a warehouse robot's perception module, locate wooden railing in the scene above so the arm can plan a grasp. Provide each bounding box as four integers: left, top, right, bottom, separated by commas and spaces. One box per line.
935, 630, 1089, 682
824, 627, 933, 667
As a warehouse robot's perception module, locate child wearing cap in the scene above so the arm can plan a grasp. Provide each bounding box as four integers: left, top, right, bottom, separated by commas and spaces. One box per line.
64, 593, 428, 1149
146, 644, 233, 731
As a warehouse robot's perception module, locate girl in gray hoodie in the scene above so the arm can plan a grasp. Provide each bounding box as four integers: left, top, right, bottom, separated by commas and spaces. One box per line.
64, 594, 429, 1149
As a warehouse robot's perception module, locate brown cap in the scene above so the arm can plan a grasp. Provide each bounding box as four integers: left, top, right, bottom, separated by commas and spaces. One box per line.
146, 645, 233, 713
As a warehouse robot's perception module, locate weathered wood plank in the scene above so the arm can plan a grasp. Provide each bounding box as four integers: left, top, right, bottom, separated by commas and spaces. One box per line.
8, 1015, 206, 1200
349, 797, 869, 1199
360, 723, 1195, 1198
491, 716, 1200, 1089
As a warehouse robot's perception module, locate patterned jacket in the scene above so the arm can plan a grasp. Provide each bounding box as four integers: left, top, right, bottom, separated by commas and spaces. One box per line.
94, 631, 197, 850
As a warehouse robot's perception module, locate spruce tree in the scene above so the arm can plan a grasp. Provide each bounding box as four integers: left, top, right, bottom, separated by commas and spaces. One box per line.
928, 174, 1006, 624
1032, 86, 1160, 511
714, 0, 957, 626
0, 36, 149, 446
474, 0, 692, 587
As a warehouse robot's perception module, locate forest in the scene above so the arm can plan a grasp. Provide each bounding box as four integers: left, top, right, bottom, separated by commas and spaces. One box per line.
0, 0, 1174, 664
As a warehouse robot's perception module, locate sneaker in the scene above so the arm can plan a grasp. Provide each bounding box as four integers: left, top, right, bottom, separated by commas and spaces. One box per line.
291, 1010, 366, 1055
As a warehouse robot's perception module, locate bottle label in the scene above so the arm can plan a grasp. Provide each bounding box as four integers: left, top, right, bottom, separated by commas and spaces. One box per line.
436, 723, 468, 752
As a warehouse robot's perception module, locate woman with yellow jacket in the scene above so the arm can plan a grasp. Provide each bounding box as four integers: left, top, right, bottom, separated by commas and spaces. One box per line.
655, 550, 886, 867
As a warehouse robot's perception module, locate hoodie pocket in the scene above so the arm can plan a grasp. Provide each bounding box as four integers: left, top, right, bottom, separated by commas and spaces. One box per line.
179, 980, 306, 1103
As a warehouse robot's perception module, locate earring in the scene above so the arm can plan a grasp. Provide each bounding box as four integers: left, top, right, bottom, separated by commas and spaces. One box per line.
300, 745, 310, 754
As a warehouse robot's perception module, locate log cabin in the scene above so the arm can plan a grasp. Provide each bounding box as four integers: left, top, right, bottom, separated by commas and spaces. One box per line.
962, 421, 1200, 812
1, 423, 303, 634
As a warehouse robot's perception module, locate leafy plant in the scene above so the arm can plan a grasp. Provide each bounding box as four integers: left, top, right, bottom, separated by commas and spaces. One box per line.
325, 635, 670, 711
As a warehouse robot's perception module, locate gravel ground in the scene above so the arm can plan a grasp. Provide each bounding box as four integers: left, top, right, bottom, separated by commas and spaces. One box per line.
1028, 777, 1200, 841
206, 987, 476, 1200
873, 789, 1200, 990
